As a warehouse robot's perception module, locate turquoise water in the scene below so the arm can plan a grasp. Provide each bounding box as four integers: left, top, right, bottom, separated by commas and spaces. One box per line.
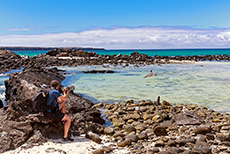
11, 48, 230, 57
1, 62, 230, 113
58, 61, 230, 113
1, 49, 230, 113
12, 50, 48, 57
93, 49, 230, 56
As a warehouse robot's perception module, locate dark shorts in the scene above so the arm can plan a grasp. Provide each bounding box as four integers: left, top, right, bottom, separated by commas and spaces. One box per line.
44, 110, 65, 121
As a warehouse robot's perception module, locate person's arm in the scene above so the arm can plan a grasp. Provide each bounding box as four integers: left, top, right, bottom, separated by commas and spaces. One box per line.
57, 88, 68, 104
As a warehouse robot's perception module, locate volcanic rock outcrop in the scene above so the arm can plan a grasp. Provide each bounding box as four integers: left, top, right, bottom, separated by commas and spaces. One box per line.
0, 66, 105, 153
0, 50, 23, 73
2, 49, 230, 74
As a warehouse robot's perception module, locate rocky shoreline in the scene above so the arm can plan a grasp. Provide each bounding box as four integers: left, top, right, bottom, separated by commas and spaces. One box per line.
1, 48, 230, 74
93, 100, 230, 154
1, 49, 230, 153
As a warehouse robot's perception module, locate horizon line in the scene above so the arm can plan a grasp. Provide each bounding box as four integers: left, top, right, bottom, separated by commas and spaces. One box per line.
1, 46, 230, 51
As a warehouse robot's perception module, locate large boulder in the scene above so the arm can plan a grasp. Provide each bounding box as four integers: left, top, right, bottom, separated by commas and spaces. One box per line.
46, 48, 99, 58
71, 50, 98, 57
0, 67, 105, 153
0, 49, 23, 73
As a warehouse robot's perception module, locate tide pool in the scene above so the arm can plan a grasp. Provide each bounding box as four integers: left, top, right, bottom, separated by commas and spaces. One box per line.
1, 62, 230, 113
60, 62, 230, 113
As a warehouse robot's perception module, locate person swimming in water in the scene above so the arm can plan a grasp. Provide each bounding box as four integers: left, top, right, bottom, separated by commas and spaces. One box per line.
144, 70, 157, 78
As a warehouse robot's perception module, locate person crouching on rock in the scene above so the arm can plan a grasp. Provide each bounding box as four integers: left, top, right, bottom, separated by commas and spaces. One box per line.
44, 80, 73, 142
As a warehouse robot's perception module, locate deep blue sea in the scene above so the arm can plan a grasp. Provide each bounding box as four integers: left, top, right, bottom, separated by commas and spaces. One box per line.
1, 49, 230, 113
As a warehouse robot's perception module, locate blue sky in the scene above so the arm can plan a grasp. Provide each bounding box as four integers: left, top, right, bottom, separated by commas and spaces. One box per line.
0, 0, 230, 49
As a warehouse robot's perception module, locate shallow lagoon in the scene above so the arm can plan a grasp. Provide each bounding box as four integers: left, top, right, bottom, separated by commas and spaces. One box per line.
59, 61, 230, 113
1, 62, 230, 113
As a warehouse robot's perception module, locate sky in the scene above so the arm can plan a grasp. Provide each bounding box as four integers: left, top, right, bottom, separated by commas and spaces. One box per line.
0, 0, 230, 49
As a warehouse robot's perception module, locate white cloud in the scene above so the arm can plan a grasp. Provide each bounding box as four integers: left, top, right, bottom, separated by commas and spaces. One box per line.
7, 28, 30, 31
0, 26, 230, 49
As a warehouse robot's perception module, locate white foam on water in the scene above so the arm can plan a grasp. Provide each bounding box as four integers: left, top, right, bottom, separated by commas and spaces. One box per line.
0, 85, 5, 90
0, 92, 4, 99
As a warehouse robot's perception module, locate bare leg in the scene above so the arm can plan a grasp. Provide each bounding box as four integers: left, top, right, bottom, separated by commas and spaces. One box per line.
61, 114, 71, 138
58, 102, 65, 114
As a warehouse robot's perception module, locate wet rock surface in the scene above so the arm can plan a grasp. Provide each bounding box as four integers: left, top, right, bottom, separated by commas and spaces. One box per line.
0, 67, 105, 153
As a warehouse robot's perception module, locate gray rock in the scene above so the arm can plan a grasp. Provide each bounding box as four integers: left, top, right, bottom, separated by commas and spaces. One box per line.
221, 141, 230, 146
117, 139, 132, 147
158, 151, 172, 154
101, 146, 112, 153
186, 137, 196, 144
149, 147, 160, 153
154, 126, 167, 136
216, 133, 230, 141
104, 127, 114, 136
126, 134, 139, 142
137, 132, 148, 140
45, 148, 67, 154
113, 131, 125, 138
167, 139, 177, 147
85, 131, 102, 144
155, 140, 165, 147
92, 149, 104, 154
176, 139, 187, 146
135, 124, 147, 131
174, 115, 201, 125
194, 126, 211, 135
206, 133, 215, 140
193, 141, 211, 154
124, 124, 136, 133
197, 134, 206, 142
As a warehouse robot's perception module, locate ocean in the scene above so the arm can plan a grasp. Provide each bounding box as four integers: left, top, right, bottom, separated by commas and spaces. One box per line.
1, 49, 230, 113
12, 48, 230, 57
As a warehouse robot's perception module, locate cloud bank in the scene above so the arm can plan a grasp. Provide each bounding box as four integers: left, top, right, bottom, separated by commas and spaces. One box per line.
1, 26, 230, 49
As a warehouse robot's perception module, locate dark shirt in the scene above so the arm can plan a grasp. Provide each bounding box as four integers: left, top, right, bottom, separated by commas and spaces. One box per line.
46, 89, 61, 112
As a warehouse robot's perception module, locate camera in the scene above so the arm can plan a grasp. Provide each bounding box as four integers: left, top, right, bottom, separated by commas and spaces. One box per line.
64, 85, 75, 92
58, 85, 75, 93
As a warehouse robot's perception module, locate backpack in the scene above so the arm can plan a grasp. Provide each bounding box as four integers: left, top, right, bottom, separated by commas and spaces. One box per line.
32, 90, 49, 113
